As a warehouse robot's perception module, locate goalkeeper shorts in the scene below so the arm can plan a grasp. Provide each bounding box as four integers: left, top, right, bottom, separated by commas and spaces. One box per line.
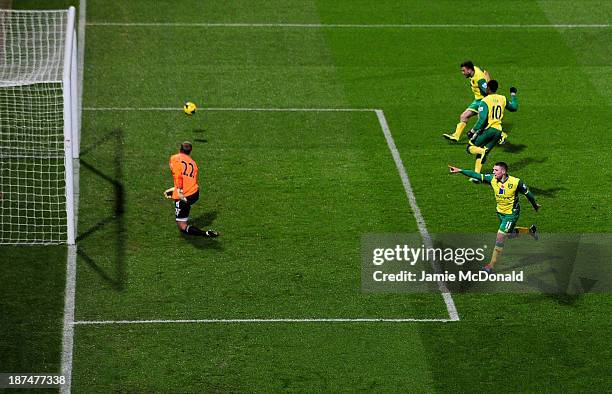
174, 191, 200, 222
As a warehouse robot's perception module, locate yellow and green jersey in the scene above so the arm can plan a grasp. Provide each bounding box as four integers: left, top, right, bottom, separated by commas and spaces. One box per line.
470, 66, 488, 100
488, 175, 526, 215
474, 93, 518, 132
460, 170, 537, 215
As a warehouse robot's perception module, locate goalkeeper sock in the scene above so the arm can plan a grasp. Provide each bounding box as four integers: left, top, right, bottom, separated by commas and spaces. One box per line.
182, 225, 206, 236
452, 122, 467, 139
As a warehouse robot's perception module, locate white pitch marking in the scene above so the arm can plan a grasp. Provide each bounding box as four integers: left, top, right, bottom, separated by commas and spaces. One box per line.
60, 245, 78, 394
375, 110, 459, 321
87, 22, 610, 29
60, 2, 86, 393
73, 318, 454, 325
83, 107, 375, 112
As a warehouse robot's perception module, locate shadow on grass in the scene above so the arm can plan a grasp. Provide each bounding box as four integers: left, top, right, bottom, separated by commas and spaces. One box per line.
416, 238, 609, 392
501, 142, 528, 153
508, 156, 548, 171
180, 210, 223, 251
529, 186, 566, 198
181, 233, 224, 251
0, 246, 66, 372
191, 211, 218, 227
76, 128, 126, 291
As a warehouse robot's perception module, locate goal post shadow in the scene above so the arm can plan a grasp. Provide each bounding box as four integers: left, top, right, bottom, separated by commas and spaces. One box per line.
76, 127, 127, 292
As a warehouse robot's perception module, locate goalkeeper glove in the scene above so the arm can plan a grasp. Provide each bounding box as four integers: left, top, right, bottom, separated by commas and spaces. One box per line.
164, 187, 174, 199
176, 188, 187, 202
510, 86, 517, 95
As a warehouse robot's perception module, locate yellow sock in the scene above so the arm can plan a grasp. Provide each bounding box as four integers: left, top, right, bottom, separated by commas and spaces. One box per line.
453, 122, 467, 139
468, 145, 486, 156
514, 227, 529, 234
489, 233, 507, 268
474, 157, 483, 173
489, 246, 503, 268
501, 131, 508, 141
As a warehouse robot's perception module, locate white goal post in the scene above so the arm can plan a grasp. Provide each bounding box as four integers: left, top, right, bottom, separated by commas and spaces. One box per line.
0, 6, 79, 245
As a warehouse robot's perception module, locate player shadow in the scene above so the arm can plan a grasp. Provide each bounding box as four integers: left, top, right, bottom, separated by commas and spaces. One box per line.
431, 234, 598, 300
499, 236, 606, 305
191, 211, 218, 227
76, 128, 127, 291
193, 138, 208, 143
181, 210, 223, 251
500, 142, 528, 153
508, 157, 548, 171
181, 234, 223, 251
528, 186, 566, 198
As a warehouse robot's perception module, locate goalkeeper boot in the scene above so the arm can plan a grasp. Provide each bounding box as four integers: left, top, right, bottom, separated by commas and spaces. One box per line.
443, 133, 459, 142
204, 230, 220, 238
482, 264, 494, 274
529, 225, 539, 241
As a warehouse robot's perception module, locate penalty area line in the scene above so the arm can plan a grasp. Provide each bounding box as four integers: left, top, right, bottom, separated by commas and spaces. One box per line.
83, 107, 376, 112
73, 318, 455, 325
87, 22, 611, 29
375, 110, 459, 321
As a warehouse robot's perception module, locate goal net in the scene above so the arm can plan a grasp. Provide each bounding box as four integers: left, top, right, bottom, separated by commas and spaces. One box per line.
0, 7, 78, 245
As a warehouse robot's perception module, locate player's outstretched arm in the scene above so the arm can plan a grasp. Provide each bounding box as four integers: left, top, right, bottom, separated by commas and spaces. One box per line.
448, 165, 462, 173
449, 165, 488, 183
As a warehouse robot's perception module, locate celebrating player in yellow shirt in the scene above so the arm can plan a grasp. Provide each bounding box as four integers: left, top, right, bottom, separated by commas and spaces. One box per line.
465, 80, 518, 175
443, 60, 490, 142
448, 162, 540, 272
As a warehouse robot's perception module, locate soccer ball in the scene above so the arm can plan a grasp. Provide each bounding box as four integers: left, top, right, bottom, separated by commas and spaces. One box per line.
183, 102, 197, 115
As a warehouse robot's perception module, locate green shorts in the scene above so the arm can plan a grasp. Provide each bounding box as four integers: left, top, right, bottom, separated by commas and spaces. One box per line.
466, 99, 482, 113
497, 212, 519, 234
473, 127, 502, 149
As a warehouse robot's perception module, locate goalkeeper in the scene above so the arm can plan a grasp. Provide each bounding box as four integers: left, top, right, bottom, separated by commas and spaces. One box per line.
165, 141, 218, 237
448, 162, 540, 272
465, 80, 518, 176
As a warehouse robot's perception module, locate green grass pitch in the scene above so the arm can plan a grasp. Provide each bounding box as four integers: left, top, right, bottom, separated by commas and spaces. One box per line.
2, 0, 611, 392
